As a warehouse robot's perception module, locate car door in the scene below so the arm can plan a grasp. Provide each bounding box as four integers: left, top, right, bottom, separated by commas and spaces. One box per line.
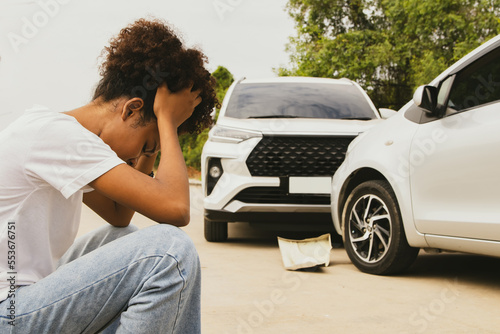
410, 46, 500, 241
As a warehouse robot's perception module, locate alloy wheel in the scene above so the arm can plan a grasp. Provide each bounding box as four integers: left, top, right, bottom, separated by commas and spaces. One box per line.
347, 194, 392, 263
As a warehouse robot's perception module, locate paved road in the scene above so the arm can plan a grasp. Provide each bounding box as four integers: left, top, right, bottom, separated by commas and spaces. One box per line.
78, 184, 500, 334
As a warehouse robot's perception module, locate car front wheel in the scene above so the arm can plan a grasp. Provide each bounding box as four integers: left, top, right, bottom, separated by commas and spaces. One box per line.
342, 180, 419, 275
204, 219, 228, 242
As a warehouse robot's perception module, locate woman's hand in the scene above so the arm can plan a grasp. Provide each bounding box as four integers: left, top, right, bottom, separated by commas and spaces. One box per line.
153, 83, 202, 129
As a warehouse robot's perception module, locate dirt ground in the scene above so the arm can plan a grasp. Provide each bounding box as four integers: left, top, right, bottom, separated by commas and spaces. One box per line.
78, 184, 500, 334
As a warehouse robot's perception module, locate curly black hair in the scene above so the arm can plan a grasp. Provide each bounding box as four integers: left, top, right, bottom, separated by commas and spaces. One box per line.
93, 18, 218, 134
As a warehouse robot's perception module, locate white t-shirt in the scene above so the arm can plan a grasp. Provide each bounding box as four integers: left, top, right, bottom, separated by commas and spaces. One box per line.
0, 105, 125, 302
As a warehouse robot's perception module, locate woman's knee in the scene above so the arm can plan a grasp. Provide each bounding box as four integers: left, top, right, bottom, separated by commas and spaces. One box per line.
141, 224, 198, 259
140, 225, 200, 281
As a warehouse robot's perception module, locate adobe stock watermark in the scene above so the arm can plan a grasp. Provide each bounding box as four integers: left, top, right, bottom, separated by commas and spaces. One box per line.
388, 74, 496, 186
389, 127, 448, 185
455, 73, 500, 111
401, 278, 462, 333
130, 65, 170, 101
213, 0, 245, 21
7, 0, 73, 53
224, 270, 310, 334
382, 72, 500, 186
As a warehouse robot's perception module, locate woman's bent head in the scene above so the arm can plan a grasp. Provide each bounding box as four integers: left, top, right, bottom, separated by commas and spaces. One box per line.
93, 18, 218, 134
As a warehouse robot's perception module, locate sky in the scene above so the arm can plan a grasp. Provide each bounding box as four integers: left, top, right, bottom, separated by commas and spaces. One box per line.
0, 0, 296, 129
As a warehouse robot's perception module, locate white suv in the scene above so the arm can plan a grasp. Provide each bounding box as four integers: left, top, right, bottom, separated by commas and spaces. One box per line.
202, 77, 389, 241
331, 35, 500, 275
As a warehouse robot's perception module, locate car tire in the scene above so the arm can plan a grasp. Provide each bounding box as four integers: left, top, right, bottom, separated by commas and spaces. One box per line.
342, 180, 419, 275
204, 219, 228, 242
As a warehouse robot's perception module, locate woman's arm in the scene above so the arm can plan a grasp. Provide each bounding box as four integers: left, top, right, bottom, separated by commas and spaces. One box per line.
83, 154, 157, 227
88, 85, 200, 227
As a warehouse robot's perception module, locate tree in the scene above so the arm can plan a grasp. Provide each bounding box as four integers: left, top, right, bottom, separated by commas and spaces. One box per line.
212, 65, 235, 120
278, 0, 500, 109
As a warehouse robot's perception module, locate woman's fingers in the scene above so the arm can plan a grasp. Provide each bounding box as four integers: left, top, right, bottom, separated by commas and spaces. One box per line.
153, 83, 202, 128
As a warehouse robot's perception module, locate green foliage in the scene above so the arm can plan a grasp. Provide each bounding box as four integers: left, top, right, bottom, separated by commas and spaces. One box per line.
179, 128, 209, 170
211, 66, 235, 121
178, 66, 234, 171
279, 0, 500, 109
213, 66, 235, 97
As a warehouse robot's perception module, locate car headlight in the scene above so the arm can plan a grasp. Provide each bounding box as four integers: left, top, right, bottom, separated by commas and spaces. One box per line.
209, 125, 262, 143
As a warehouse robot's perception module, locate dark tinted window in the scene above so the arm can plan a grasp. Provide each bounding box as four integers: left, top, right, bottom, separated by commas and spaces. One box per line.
447, 47, 500, 112
225, 82, 377, 119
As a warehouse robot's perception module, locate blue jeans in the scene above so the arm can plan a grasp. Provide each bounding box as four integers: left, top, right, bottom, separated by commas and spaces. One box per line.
0, 224, 201, 333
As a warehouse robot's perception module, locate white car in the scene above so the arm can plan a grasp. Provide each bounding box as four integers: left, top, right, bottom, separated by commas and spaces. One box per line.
202, 77, 391, 242
331, 35, 500, 275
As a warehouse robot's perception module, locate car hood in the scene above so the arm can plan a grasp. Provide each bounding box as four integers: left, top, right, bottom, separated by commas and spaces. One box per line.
215, 117, 384, 136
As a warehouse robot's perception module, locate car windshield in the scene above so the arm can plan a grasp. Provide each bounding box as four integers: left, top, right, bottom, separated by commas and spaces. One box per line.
224, 82, 377, 119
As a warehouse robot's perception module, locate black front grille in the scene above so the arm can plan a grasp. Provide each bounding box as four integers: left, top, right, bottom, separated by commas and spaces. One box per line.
246, 136, 355, 177
234, 187, 330, 205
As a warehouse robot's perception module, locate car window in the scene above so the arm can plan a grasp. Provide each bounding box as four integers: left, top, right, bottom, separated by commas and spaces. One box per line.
224, 82, 377, 119
446, 47, 500, 114
437, 75, 455, 111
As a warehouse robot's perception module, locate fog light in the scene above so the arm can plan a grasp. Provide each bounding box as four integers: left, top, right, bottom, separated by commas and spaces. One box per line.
207, 158, 223, 196
209, 165, 222, 179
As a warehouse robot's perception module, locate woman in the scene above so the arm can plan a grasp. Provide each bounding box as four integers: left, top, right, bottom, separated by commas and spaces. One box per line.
0, 18, 217, 333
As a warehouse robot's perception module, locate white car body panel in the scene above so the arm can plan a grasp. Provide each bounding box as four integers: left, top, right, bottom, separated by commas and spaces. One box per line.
331, 34, 500, 257
411, 101, 500, 242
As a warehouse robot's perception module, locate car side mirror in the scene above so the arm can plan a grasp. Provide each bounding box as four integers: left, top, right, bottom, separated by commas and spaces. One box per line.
413, 85, 438, 115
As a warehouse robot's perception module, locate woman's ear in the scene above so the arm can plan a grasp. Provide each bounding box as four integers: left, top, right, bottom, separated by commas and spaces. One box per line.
121, 97, 145, 121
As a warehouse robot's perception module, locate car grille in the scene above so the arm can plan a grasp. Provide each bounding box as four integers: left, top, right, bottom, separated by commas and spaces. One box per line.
234, 187, 330, 205
246, 136, 355, 177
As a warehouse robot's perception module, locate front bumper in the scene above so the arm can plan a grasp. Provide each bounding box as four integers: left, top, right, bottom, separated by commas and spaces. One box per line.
204, 209, 335, 231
